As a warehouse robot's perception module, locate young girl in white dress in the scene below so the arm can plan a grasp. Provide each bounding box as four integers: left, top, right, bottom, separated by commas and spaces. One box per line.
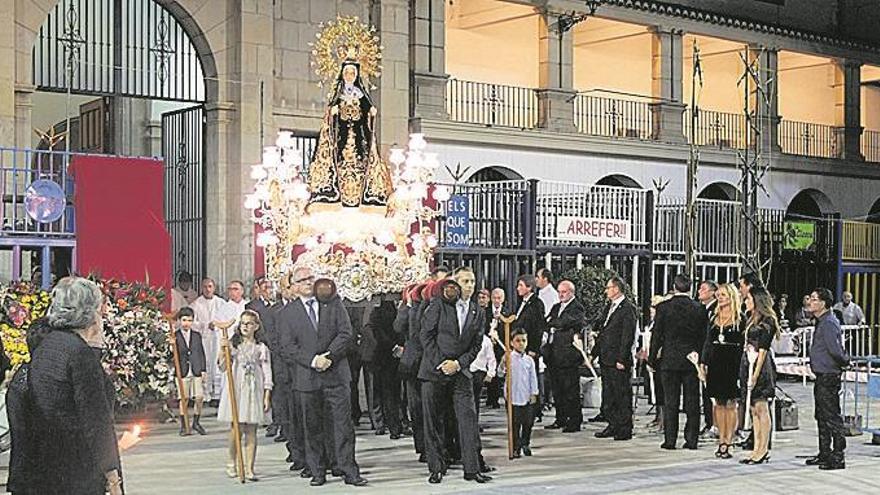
217, 309, 272, 480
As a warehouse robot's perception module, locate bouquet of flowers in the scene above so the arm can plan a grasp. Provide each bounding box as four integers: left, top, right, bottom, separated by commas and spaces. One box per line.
98, 278, 172, 409
0, 281, 52, 367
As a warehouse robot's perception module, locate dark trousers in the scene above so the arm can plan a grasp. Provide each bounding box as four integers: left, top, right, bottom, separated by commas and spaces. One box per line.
374, 362, 402, 435
472, 370, 487, 418
601, 366, 633, 435
814, 373, 846, 458
513, 403, 535, 451
702, 383, 713, 429
421, 374, 481, 475
553, 367, 583, 428
300, 385, 359, 480
542, 367, 554, 406
406, 378, 425, 454
661, 368, 700, 447
486, 376, 502, 407
272, 377, 289, 428
285, 385, 305, 464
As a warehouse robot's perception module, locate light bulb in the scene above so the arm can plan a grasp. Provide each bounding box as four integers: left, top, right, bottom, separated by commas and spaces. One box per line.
426, 234, 438, 248
408, 133, 427, 151
276, 131, 294, 148
250, 165, 267, 180
423, 152, 440, 169
411, 235, 425, 251
262, 146, 281, 168
244, 195, 261, 210
389, 147, 406, 166
255, 184, 270, 201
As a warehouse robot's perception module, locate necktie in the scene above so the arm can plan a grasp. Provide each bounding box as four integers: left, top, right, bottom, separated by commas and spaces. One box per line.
604, 302, 618, 327
306, 299, 318, 330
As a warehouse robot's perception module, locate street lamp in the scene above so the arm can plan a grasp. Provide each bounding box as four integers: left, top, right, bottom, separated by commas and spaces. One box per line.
556, 0, 602, 35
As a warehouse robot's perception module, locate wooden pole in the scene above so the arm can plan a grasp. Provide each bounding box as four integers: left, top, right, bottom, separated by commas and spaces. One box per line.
499, 314, 517, 460
166, 316, 189, 435
221, 326, 246, 483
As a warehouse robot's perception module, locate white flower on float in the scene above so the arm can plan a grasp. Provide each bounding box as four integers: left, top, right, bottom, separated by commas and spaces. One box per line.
411, 183, 429, 199
304, 237, 320, 250
405, 152, 423, 170
255, 184, 270, 201
256, 232, 278, 247
432, 185, 451, 202
276, 131, 294, 148
325, 230, 340, 244
375, 230, 393, 245
423, 153, 441, 169
411, 235, 425, 251
250, 165, 267, 180
262, 146, 281, 168
389, 148, 406, 166
426, 234, 438, 248
292, 181, 311, 201
408, 133, 427, 151
244, 194, 261, 210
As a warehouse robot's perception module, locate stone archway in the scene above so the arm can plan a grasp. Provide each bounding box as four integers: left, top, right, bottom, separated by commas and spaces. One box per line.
868, 197, 880, 223
595, 174, 642, 188
466, 165, 525, 182
698, 182, 739, 201
786, 189, 837, 218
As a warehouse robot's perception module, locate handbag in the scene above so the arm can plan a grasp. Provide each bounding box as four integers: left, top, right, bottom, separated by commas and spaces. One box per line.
774, 386, 799, 431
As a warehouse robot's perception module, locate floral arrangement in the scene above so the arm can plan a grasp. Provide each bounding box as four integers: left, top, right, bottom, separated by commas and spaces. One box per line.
1, 278, 172, 410
0, 281, 52, 367
97, 278, 172, 409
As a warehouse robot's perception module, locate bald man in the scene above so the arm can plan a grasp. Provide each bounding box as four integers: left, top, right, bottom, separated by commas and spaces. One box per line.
543, 280, 586, 432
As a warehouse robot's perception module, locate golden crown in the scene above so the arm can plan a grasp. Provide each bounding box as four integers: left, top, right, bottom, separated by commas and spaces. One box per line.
310, 16, 383, 90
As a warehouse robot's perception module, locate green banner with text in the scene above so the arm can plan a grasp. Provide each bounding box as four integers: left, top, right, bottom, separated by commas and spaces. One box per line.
784, 221, 815, 250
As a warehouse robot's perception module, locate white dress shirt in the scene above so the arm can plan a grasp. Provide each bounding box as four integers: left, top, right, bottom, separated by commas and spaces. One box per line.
470, 335, 498, 377
539, 284, 560, 318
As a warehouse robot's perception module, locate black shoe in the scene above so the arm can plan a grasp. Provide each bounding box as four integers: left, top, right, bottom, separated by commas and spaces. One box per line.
522, 446, 532, 456
418, 453, 427, 463
545, 422, 564, 430
683, 443, 698, 450
345, 476, 369, 486
375, 427, 388, 435
535, 415, 543, 423
511, 450, 521, 459
310, 476, 326, 486
300, 468, 312, 478
209, 399, 220, 408
660, 443, 676, 450
464, 473, 492, 483
594, 428, 614, 438
588, 414, 607, 423
331, 469, 345, 478
274, 434, 288, 443
614, 433, 632, 441
401, 427, 413, 436
819, 461, 845, 470
266, 424, 279, 438
480, 463, 496, 473
805, 454, 830, 466
178, 416, 189, 436
286, 454, 294, 463
562, 426, 581, 433
428, 472, 443, 484
290, 462, 305, 471
390, 432, 401, 440
739, 453, 770, 465
191, 416, 207, 436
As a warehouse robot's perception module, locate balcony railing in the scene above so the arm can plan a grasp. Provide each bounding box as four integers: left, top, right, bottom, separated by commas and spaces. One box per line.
435, 180, 531, 250
862, 129, 880, 163
684, 109, 747, 150
653, 197, 740, 257
0, 147, 75, 237
535, 181, 650, 247
842, 220, 880, 262
779, 120, 839, 159
574, 95, 653, 140
446, 79, 538, 129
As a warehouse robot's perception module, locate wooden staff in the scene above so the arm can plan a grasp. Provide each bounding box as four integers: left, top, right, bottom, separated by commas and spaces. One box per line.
220, 325, 246, 483
166, 316, 189, 435
499, 314, 517, 460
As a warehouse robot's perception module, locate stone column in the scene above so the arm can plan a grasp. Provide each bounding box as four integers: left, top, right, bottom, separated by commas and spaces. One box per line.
373, 0, 410, 149
748, 44, 781, 152
204, 100, 236, 284
536, 11, 576, 133
410, 0, 448, 121
14, 85, 35, 148
650, 26, 685, 144
834, 59, 863, 161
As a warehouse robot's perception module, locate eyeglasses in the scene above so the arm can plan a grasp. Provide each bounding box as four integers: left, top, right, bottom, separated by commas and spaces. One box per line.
294, 276, 314, 284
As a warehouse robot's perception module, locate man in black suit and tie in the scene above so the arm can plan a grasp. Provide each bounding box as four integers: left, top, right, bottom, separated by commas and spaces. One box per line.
649, 274, 709, 450
595, 276, 637, 441
275, 267, 367, 487
544, 280, 586, 432
262, 274, 306, 470
419, 269, 491, 485
697, 279, 718, 437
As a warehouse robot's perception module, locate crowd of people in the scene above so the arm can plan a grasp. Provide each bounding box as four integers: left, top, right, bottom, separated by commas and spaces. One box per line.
3, 265, 856, 492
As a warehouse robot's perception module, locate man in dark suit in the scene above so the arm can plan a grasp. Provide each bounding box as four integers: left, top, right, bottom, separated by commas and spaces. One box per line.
649, 274, 709, 450
419, 271, 491, 485
366, 299, 404, 438
400, 282, 429, 459
275, 267, 367, 487
697, 279, 718, 436
262, 275, 306, 470
595, 276, 637, 441
544, 280, 586, 432
513, 275, 547, 419
246, 276, 283, 439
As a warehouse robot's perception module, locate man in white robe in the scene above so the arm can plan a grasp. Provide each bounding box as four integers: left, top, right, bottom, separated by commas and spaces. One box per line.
190, 278, 226, 402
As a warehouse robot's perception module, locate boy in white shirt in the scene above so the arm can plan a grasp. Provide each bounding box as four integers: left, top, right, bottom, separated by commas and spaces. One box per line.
499, 329, 539, 458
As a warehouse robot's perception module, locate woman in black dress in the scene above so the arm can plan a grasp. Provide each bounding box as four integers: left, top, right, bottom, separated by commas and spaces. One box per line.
27, 277, 123, 494
701, 284, 744, 459
739, 286, 779, 465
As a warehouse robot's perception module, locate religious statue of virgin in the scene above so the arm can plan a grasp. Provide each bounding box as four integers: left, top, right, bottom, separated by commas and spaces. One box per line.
308, 55, 391, 210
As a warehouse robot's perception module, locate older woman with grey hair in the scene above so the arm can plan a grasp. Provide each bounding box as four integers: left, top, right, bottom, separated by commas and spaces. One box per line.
27, 276, 123, 494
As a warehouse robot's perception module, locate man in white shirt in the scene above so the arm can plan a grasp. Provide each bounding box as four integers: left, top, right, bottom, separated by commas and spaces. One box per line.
536, 268, 559, 318
190, 278, 226, 403
171, 271, 198, 313
833, 292, 866, 326
536, 268, 559, 413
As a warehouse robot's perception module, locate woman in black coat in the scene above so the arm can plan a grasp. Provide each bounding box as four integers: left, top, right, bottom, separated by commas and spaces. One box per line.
26, 277, 122, 494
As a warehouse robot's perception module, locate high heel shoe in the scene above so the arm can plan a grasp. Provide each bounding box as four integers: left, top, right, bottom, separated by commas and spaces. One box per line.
739, 453, 770, 465
719, 444, 733, 459
714, 444, 723, 458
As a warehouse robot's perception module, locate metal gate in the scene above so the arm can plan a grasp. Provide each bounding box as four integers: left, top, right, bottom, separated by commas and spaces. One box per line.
162, 105, 205, 283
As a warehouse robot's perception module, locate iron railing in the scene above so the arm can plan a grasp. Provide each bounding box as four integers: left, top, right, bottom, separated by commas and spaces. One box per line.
862, 129, 880, 163
446, 79, 538, 129
435, 180, 531, 250
574, 94, 653, 140
684, 109, 747, 149
842, 220, 880, 262
0, 147, 76, 237
653, 197, 740, 256
535, 181, 650, 247
779, 119, 839, 159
